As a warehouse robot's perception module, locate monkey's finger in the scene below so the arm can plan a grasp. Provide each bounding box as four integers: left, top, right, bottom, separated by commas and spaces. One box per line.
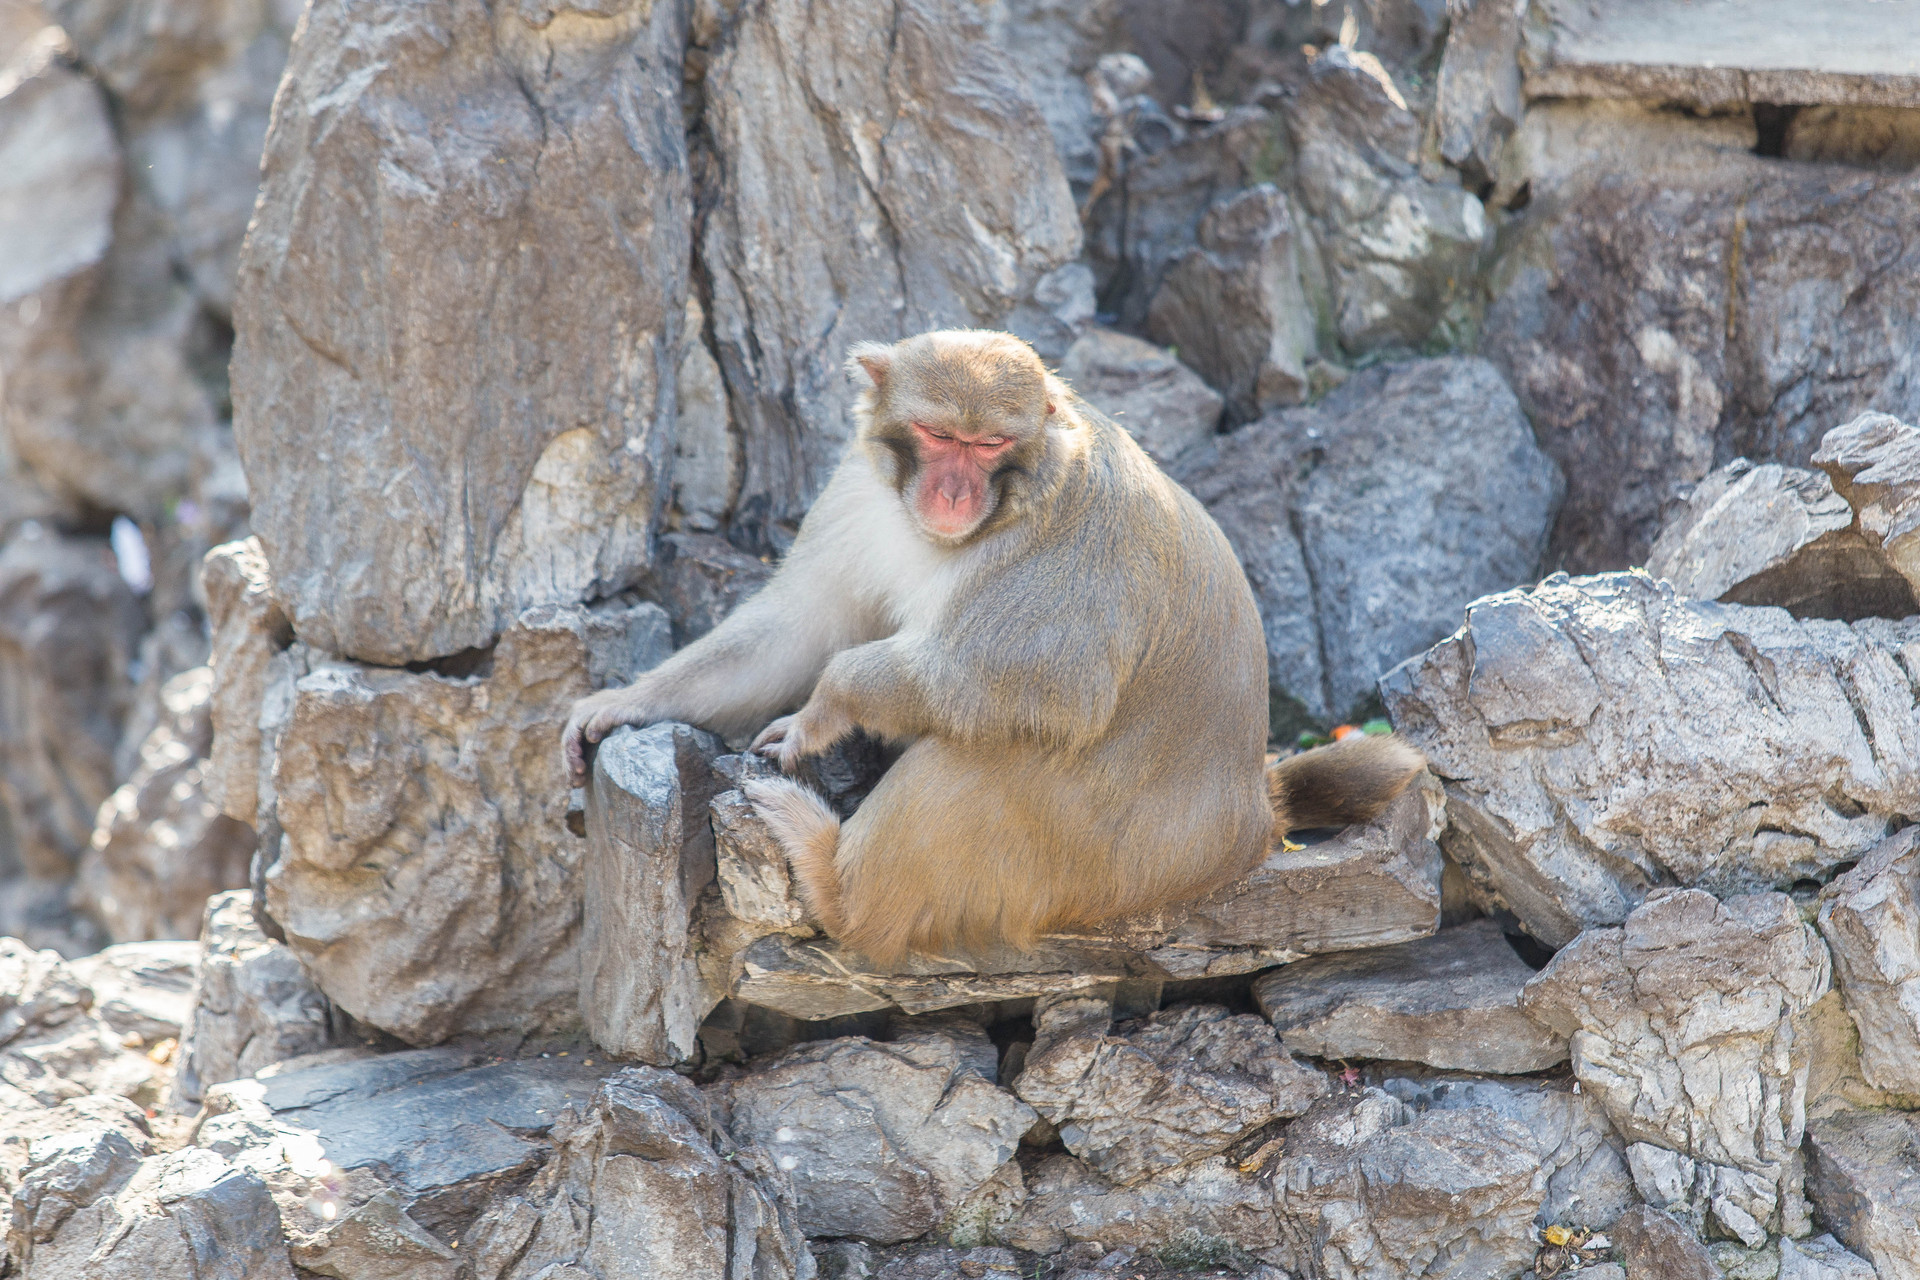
751, 715, 794, 754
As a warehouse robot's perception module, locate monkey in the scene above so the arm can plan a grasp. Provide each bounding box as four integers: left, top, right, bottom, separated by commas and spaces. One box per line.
562, 328, 1422, 965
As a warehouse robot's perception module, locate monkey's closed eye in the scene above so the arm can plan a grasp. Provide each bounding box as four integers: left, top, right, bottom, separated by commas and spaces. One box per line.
975, 435, 1011, 449
912, 422, 954, 441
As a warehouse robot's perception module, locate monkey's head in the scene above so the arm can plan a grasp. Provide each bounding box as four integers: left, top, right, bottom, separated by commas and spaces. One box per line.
848, 329, 1057, 545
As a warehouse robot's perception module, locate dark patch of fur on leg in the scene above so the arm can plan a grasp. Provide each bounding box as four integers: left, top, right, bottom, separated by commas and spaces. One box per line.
1269, 734, 1425, 834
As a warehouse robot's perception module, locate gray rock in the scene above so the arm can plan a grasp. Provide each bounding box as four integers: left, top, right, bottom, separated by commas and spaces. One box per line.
1779, 1234, 1878, 1280
1382, 1076, 1634, 1231
1057, 328, 1222, 464
171, 891, 332, 1108
11, 1137, 293, 1279
1147, 184, 1314, 422
671, 297, 739, 535
1608, 1205, 1715, 1280
75, 667, 255, 943
1176, 356, 1558, 723
0, 1091, 153, 1199
1817, 826, 1920, 1096
66, 940, 197, 1048
1521, 0, 1920, 109
1287, 45, 1489, 358
44, 0, 257, 115
1814, 411, 1920, 600
1382, 571, 1920, 946
1013, 998, 1324, 1187
1484, 100, 1920, 570
1519, 890, 1831, 1187
233, 0, 690, 663
1785, 105, 1920, 171
0, 525, 143, 878
1803, 988, 1920, 1124
1646, 459, 1916, 619
1269, 1088, 1544, 1280
713, 777, 1444, 1020
200, 537, 290, 829
1004, 1151, 1283, 1264
642, 531, 775, 647
1806, 1108, 1920, 1280
1428, 0, 1525, 189
699, 0, 1080, 550
1624, 1142, 1782, 1248
1254, 919, 1568, 1074
581, 722, 726, 1067
721, 1026, 1035, 1244
265, 602, 669, 1045
463, 1066, 814, 1280
992, 0, 1124, 190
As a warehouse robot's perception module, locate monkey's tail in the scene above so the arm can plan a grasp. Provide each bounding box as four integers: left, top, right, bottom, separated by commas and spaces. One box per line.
741, 777, 848, 935
1268, 734, 1426, 836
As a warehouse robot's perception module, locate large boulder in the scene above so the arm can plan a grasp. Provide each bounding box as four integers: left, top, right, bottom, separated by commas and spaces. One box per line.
720, 1025, 1034, 1244
1253, 918, 1569, 1075
1057, 328, 1223, 464
698, 0, 1082, 550
170, 891, 332, 1109
265, 603, 671, 1045
1645, 457, 1917, 619
75, 667, 254, 943
1813, 411, 1920, 599
1815, 825, 1920, 1096
1484, 101, 1920, 570
1013, 996, 1324, 1187
1805, 1108, 1920, 1280
0, 526, 143, 880
1005, 1151, 1284, 1265
1519, 890, 1830, 1209
1383, 571, 1920, 945
1175, 356, 1558, 725
232, 0, 692, 663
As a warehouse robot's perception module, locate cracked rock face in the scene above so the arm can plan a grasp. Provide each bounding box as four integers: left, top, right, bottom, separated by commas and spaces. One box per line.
721, 1025, 1035, 1244
1004, 1151, 1283, 1264
1057, 327, 1223, 464
1520, 890, 1831, 1188
1817, 825, 1920, 1096
232, 0, 691, 663
1384, 570, 1920, 945
1815, 411, 1920, 600
265, 603, 670, 1045
698, 0, 1081, 551
1176, 355, 1558, 724
1804, 1107, 1920, 1280
1014, 997, 1325, 1187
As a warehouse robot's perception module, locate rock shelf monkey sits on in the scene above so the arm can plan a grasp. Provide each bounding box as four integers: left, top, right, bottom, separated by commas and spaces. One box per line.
562, 329, 1422, 965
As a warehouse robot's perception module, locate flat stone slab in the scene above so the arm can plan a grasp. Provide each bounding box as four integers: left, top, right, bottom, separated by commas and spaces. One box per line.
1524, 0, 1920, 109
1252, 918, 1568, 1074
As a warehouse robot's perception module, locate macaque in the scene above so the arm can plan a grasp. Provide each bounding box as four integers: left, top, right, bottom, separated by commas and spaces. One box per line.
563, 329, 1422, 964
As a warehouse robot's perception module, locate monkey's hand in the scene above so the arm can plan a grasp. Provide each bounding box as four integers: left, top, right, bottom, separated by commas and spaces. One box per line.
562, 686, 656, 788
751, 702, 853, 774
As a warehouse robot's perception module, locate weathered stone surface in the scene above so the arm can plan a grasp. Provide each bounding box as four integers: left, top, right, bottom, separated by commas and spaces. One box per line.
1382, 1075, 1634, 1231
699, 0, 1081, 550
1428, 0, 1525, 190
1522, 0, 1920, 110
1255, 919, 1568, 1074
201, 537, 289, 828
1485, 101, 1920, 570
642, 531, 774, 647
993, 0, 1124, 191
1609, 1205, 1715, 1280
1646, 458, 1916, 620
75, 667, 254, 943
1004, 1151, 1282, 1264
0, 1090, 153, 1198
0, 525, 143, 879
581, 722, 725, 1067
1287, 44, 1488, 358
1176, 356, 1557, 723
1817, 826, 1920, 1096
171, 891, 332, 1108
1806, 1108, 1920, 1280
1814, 411, 1920, 598
199, 1048, 620, 1271
1786, 105, 1920, 172
265, 602, 669, 1045
1520, 890, 1831, 1187
1383, 572, 1920, 945
721, 1025, 1032, 1244
462, 1066, 814, 1280
1779, 1234, 1878, 1280
1147, 184, 1313, 423
45, 0, 257, 114
11, 1136, 293, 1280
233, 0, 691, 663
1624, 1142, 1787, 1248
1268, 1088, 1545, 1280
67, 940, 196, 1049
1014, 997, 1324, 1187
1057, 328, 1222, 464
712, 777, 1442, 1020
670, 298, 738, 535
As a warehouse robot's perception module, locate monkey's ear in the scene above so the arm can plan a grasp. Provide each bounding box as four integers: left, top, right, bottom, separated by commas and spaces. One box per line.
846, 342, 894, 388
